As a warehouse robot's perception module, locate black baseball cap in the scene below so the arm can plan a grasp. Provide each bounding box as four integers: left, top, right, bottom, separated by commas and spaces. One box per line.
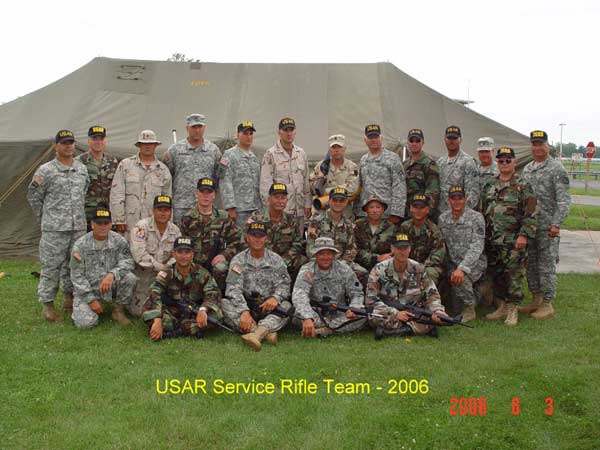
88, 126, 107, 137
496, 147, 515, 159
55, 129, 75, 143
153, 195, 173, 208
174, 237, 194, 250
279, 118, 296, 130
197, 178, 216, 192
391, 233, 411, 247
410, 194, 430, 207
365, 124, 381, 137
530, 130, 548, 143
247, 221, 268, 236
269, 183, 288, 195
407, 129, 424, 140
237, 121, 256, 133
329, 187, 348, 200
445, 126, 461, 138
448, 185, 466, 198
92, 208, 111, 223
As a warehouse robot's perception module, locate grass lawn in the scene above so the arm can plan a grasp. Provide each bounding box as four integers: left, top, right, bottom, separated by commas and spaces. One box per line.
569, 187, 600, 197
562, 204, 600, 231
1, 260, 599, 450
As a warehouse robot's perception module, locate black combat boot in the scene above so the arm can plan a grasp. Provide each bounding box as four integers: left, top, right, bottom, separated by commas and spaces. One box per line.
374, 324, 415, 340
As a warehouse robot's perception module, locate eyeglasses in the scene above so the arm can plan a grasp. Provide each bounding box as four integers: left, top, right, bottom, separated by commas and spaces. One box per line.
497, 159, 513, 165
408, 138, 422, 143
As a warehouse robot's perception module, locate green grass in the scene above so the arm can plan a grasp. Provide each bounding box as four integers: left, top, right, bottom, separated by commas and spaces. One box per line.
570, 187, 600, 197
563, 204, 600, 231
1, 260, 599, 449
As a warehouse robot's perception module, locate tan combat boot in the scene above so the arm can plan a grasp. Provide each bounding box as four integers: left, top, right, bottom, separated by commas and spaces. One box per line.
485, 300, 508, 320
63, 293, 74, 312
42, 302, 62, 322
518, 293, 543, 315
531, 301, 555, 320
315, 327, 333, 337
264, 332, 278, 345
504, 302, 518, 327
461, 305, 476, 323
241, 326, 269, 351
111, 304, 132, 325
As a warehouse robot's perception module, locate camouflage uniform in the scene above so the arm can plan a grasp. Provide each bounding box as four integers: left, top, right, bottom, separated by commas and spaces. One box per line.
481, 174, 537, 303
309, 158, 359, 216
354, 218, 397, 272
366, 258, 444, 335
399, 218, 446, 286
70, 231, 137, 328
223, 249, 291, 332
179, 207, 243, 291
27, 159, 89, 304
218, 145, 261, 227
522, 158, 571, 300
247, 209, 308, 280
438, 151, 480, 214
162, 139, 221, 224
142, 262, 222, 337
76, 151, 120, 225
403, 153, 441, 217
129, 217, 181, 316
358, 149, 407, 218
438, 208, 486, 310
292, 259, 366, 333
478, 163, 499, 200
110, 155, 172, 231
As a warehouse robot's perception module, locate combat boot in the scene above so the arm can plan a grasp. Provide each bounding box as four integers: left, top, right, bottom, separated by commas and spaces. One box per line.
485, 300, 508, 320
241, 326, 269, 351
42, 302, 62, 322
461, 305, 476, 323
315, 327, 333, 338
504, 303, 518, 327
518, 293, 543, 315
63, 293, 73, 312
111, 304, 131, 325
264, 332, 278, 345
531, 301, 555, 320
374, 324, 415, 340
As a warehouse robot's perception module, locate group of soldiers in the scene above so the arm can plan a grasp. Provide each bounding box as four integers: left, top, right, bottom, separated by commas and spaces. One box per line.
27, 115, 571, 350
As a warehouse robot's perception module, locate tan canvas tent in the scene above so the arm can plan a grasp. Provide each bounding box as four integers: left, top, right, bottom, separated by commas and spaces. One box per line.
0, 57, 529, 257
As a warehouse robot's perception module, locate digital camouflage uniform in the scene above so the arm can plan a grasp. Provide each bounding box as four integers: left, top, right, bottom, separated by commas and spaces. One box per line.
478, 163, 499, 201
142, 262, 222, 337
399, 218, 446, 286
218, 145, 261, 227
403, 153, 440, 218
179, 207, 243, 292
522, 157, 571, 301
162, 139, 221, 224
309, 158, 359, 216
129, 217, 181, 316
223, 249, 291, 332
27, 159, 89, 304
292, 259, 366, 333
481, 174, 537, 303
70, 231, 137, 328
76, 151, 120, 225
366, 258, 445, 335
438, 151, 480, 214
354, 218, 397, 271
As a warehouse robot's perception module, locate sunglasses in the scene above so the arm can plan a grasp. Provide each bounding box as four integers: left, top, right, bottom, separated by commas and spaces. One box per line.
497, 159, 514, 165
408, 138, 422, 143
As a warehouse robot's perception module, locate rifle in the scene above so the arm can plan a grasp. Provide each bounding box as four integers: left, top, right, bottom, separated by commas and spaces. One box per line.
204, 236, 224, 271
161, 293, 238, 336
312, 296, 385, 319
380, 297, 473, 328
243, 290, 296, 319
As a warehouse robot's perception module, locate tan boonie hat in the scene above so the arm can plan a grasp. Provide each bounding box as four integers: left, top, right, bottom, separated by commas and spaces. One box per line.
311, 237, 339, 257
135, 129, 161, 146
477, 137, 495, 152
328, 134, 346, 148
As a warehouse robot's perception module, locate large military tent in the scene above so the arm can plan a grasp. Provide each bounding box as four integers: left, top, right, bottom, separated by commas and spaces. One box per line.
0, 57, 529, 257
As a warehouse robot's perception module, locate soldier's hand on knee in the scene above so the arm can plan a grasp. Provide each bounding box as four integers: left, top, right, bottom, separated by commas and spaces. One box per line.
150, 318, 163, 341
211, 255, 226, 266
196, 310, 208, 328
515, 235, 528, 249
396, 311, 414, 322
450, 268, 465, 285
99, 273, 115, 294
345, 310, 357, 319
239, 311, 255, 333
302, 319, 316, 337
260, 297, 279, 313
89, 299, 103, 314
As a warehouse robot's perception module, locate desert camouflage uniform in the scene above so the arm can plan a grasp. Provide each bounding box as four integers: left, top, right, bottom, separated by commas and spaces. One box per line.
353, 218, 397, 271
438, 151, 480, 214
403, 152, 440, 217
27, 159, 89, 304
292, 259, 366, 333
70, 231, 137, 328
142, 262, 222, 336
76, 151, 120, 225
309, 158, 359, 216
522, 157, 571, 300
399, 218, 446, 286
218, 145, 261, 227
366, 258, 444, 335
223, 249, 291, 332
162, 139, 221, 224
129, 217, 181, 316
481, 174, 537, 304
110, 155, 172, 231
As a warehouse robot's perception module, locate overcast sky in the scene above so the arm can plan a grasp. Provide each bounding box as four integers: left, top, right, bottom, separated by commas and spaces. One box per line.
2, 0, 598, 146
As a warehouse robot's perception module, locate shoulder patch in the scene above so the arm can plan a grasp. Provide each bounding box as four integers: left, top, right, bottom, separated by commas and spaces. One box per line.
133, 228, 145, 242
72, 251, 81, 262
305, 271, 314, 284
231, 264, 242, 274
32, 175, 42, 187
157, 271, 168, 280
219, 157, 230, 167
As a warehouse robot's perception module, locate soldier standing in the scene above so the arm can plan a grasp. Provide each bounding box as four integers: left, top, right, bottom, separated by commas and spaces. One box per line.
70, 209, 137, 328
27, 130, 89, 321
476, 137, 499, 197
162, 114, 221, 224
76, 125, 119, 229
519, 130, 571, 319
354, 196, 397, 272
129, 195, 181, 317
223, 221, 292, 351
110, 130, 172, 234
219, 121, 261, 227
481, 147, 537, 326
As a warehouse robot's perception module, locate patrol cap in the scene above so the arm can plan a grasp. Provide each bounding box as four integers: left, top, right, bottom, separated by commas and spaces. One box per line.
407, 128, 424, 140
365, 124, 381, 137
92, 208, 111, 223
530, 130, 548, 143
153, 195, 173, 208
391, 233, 411, 247
186, 114, 206, 126
329, 187, 348, 200
55, 129, 75, 143
279, 117, 296, 130
88, 126, 107, 138
477, 137, 494, 151
269, 183, 288, 195
445, 126, 462, 138
311, 237, 339, 257
174, 236, 194, 250
135, 130, 161, 146
197, 177, 216, 192
410, 193, 430, 207
362, 195, 388, 211
237, 121, 256, 133
328, 134, 346, 148
247, 221, 268, 237
448, 185, 466, 198
496, 147, 515, 159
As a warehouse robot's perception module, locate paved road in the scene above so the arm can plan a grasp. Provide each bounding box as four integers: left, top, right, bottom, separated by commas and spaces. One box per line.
557, 230, 600, 274
571, 195, 600, 207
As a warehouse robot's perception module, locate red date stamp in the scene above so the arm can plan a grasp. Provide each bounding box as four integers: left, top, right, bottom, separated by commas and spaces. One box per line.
450, 397, 554, 415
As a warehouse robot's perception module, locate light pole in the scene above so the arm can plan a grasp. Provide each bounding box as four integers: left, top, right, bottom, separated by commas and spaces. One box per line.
559, 123, 566, 160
